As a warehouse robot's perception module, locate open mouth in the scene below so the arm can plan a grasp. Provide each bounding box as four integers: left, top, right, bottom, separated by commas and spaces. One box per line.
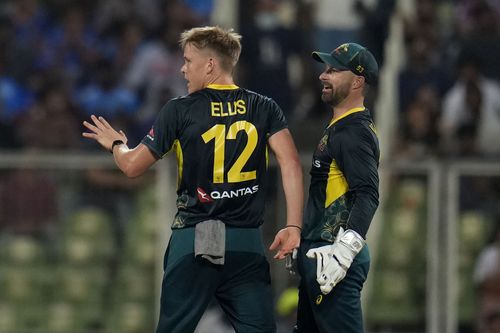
322, 85, 332, 93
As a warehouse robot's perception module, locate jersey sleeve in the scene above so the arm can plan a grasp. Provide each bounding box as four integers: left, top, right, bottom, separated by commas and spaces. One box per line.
267, 98, 288, 137
141, 100, 180, 158
334, 126, 379, 238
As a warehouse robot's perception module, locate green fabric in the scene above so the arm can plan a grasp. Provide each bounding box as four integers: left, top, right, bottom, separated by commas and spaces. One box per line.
165, 226, 265, 273
295, 240, 370, 333
156, 226, 275, 333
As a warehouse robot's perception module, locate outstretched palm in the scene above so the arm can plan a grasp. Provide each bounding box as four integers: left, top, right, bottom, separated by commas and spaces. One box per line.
82, 115, 128, 152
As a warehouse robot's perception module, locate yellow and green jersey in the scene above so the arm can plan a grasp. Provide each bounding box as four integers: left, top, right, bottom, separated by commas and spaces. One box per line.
302, 108, 379, 242
141, 84, 287, 228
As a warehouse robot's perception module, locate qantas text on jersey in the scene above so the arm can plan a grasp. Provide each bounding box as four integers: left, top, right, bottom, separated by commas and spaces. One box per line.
198, 185, 259, 201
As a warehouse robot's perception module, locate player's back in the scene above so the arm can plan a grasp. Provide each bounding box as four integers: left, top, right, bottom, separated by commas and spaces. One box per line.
142, 84, 287, 228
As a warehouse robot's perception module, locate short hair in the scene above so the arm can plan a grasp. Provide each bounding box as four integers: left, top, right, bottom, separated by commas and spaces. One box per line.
180, 26, 242, 72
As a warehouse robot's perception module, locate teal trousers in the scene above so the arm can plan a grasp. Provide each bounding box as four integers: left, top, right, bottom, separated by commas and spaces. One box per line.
155, 227, 276, 333
294, 240, 370, 333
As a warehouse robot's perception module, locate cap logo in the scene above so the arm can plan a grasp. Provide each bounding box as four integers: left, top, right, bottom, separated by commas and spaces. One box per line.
334, 43, 349, 54
356, 65, 364, 73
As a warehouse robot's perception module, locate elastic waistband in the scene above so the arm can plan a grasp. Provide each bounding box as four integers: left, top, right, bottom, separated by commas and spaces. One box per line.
169, 226, 265, 258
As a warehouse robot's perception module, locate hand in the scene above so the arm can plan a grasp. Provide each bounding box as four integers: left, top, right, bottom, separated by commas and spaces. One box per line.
307, 227, 365, 294
269, 226, 301, 260
82, 115, 128, 152
306, 243, 335, 286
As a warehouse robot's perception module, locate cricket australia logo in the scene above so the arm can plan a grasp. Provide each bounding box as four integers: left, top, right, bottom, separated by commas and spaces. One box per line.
317, 135, 328, 152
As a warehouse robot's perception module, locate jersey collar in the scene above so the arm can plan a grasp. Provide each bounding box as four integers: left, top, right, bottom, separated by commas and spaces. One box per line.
207, 84, 239, 90
328, 107, 365, 128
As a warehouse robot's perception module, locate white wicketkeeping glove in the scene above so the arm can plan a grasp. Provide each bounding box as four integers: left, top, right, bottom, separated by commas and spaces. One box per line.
306, 227, 365, 295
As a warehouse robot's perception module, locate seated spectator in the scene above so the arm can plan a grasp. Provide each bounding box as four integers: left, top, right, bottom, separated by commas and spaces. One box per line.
18, 83, 82, 150
76, 59, 139, 145
456, 0, 500, 82
395, 87, 439, 158
398, 35, 451, 113
123, 23, 184, 126
440, 55, 500, 157
37, 4, 100, 87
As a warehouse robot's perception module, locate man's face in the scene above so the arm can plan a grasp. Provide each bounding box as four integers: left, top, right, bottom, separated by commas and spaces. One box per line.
318, 65, 355, 106
181, 43, 211, 94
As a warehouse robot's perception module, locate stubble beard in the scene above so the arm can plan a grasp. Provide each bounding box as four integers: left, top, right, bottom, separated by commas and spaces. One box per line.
321, 83, 350, 107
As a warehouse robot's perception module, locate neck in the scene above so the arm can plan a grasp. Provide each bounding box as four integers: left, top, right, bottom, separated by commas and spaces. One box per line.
206, 71, 235, 87
332, 94, 365, 121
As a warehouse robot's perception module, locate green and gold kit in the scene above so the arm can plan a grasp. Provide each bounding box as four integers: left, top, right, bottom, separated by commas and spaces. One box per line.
302, 107, 379, 242
141, 84, 287, 228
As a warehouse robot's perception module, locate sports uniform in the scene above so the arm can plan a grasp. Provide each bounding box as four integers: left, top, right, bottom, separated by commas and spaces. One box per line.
142, 84, 287, 333
294, 43, 380, 333
295, 108, 379, 333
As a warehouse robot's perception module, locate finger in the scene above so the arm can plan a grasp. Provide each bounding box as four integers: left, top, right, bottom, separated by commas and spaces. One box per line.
316, 253, 323, 278
83, 121, 100, 133
269, 236, 281, 251
82, 132, 97, 139
321, 283, 333, 295
306, 249, 316, 259
90, 115, 106, 130
99, 116, 112, 129
274, 250, 287, 260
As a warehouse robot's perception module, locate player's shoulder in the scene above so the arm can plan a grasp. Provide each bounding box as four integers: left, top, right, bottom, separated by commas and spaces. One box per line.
161, 93, 207, 113
334, 111, 377, 142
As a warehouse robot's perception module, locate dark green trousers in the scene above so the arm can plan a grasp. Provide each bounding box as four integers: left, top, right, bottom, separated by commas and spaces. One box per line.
294, 240, 370, 333
155, 227, 276, 333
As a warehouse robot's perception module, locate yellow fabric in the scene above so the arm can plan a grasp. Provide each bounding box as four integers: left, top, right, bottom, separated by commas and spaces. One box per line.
328, 107, 365, 128
171, 140, 183, 189
207, 84, 239, 90
325, 160, 349, 207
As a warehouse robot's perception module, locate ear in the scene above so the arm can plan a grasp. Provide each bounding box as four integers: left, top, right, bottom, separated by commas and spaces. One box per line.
352, 76, 365, 90
207, 57, 215, 74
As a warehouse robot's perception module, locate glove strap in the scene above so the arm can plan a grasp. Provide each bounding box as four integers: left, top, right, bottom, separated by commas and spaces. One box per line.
338, 229, 365, 254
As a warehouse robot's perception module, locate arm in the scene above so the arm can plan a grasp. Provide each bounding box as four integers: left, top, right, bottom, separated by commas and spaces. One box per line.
267, 128, 304, 259
338, 127, 379, 238
307, 126, 379, 294
83, 115, 157, 178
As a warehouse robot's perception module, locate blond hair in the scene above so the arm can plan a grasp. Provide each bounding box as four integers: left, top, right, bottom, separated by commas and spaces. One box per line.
180, 26, 242, 72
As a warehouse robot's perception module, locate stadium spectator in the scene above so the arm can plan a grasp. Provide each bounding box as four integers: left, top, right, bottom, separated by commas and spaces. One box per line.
440, 55, 500, 157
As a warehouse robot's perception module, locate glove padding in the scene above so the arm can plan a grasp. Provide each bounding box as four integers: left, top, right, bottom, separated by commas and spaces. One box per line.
306, 227, 365, 294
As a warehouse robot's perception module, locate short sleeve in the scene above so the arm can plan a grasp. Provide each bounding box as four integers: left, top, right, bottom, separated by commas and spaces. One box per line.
141, 100, 179, 158
267, 98, 288, 137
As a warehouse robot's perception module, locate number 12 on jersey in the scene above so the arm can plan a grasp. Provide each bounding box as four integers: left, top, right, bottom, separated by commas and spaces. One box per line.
202, 121, 257, 184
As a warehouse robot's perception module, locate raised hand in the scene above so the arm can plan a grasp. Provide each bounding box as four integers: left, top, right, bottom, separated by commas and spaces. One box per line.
82, 115, 127, 152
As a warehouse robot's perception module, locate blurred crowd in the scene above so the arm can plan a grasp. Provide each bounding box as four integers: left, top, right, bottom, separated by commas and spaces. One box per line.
1, 0, 500, 332
395, 0, 500, 159
0, 0, 395, 152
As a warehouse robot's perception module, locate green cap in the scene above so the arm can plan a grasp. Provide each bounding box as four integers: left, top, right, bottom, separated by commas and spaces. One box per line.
312, 43, 378, 85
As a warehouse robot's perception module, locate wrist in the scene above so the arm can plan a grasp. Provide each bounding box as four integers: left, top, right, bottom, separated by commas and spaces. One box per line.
284, 225, 302, 231
110, 140, 124, 154
338, 229, 365, 254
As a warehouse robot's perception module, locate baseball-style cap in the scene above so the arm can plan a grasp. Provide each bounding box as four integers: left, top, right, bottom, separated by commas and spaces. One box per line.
312, 43, 379, 85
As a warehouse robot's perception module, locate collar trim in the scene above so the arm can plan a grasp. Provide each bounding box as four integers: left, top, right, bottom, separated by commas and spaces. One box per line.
328, 107, 365, 128
207, 84, 239, 90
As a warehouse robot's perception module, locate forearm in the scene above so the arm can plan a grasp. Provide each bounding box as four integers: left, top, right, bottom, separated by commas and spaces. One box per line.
280, 157, 304, 228
113, 143, 157, 178
346, 188, 379, 238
